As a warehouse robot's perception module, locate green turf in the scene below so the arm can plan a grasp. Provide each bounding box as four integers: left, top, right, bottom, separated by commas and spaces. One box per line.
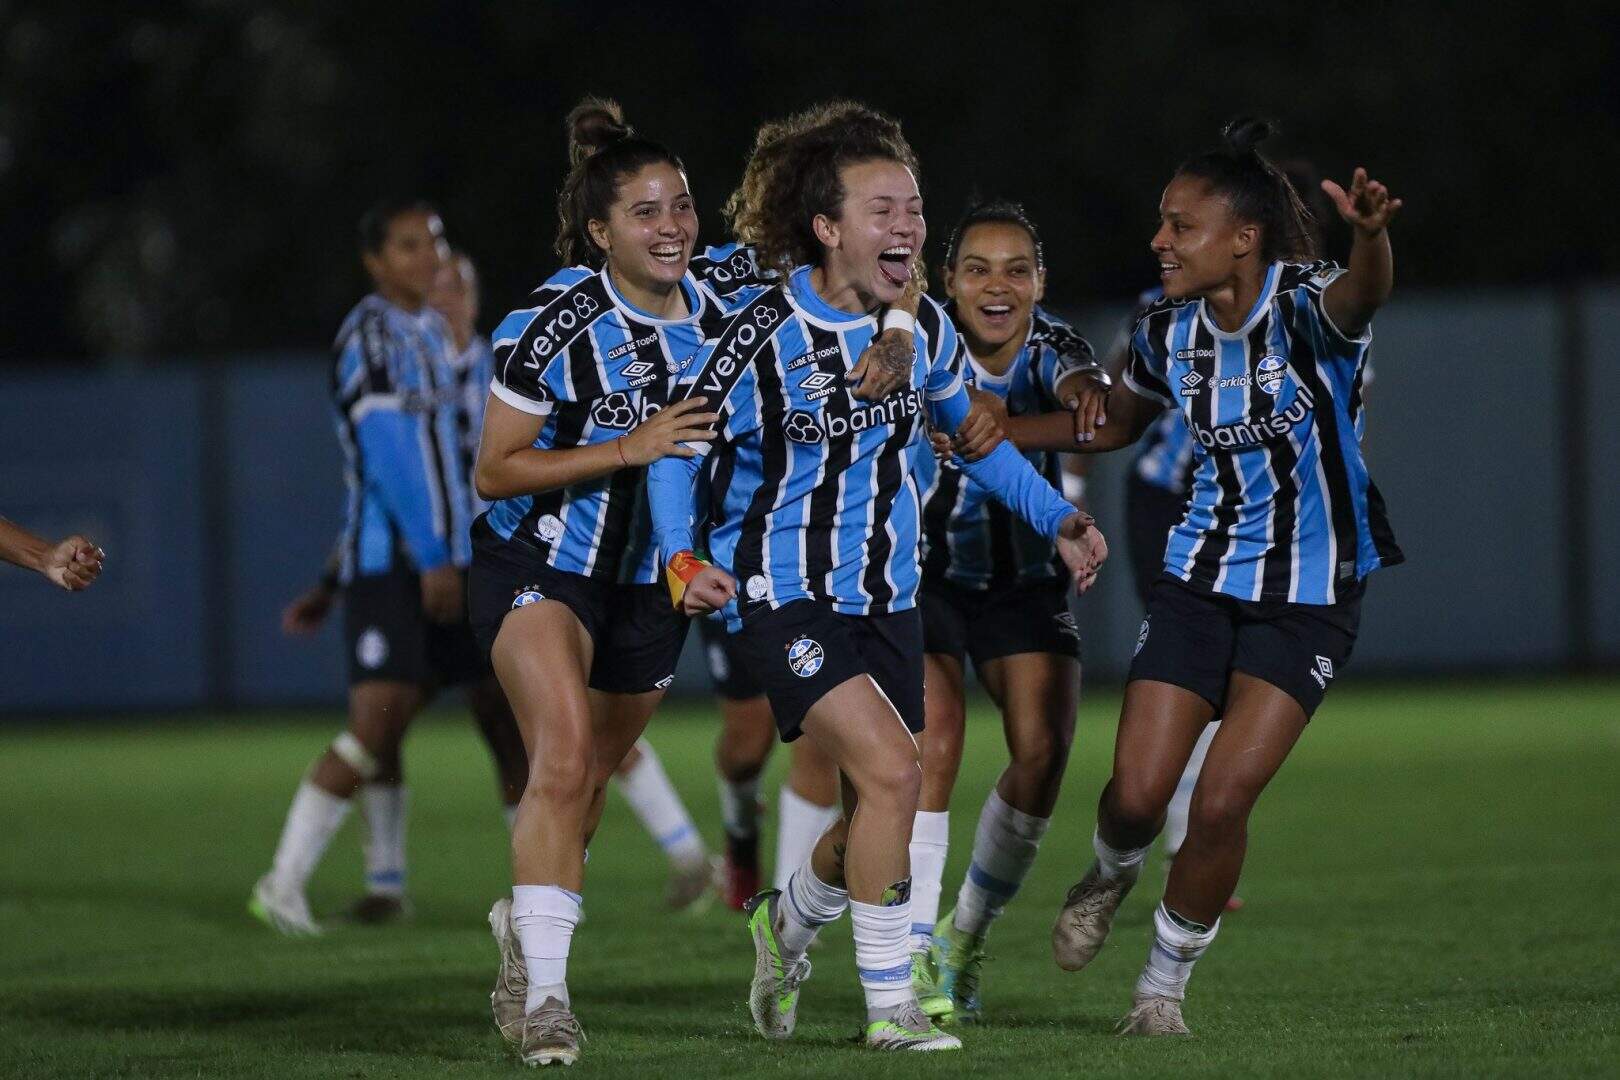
2, 680, 1617, 1078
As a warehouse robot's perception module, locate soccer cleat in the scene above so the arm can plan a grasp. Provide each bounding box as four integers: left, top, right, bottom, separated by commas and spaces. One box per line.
910, 949, 953, 1022
520, 996, 585, 1066
348, 893, 411, 924
862, 1000, 963, 1051
488, 898, 529, 1046
1115, 993, 1191, 1036
744, 890, 812, 1039
723, 834, 762, 911
248, 875, 321, 937
932, 910, 987, 1022
665, 854, 720, 912
1052, 861, 1138, 971
1225, 894, 1245, 913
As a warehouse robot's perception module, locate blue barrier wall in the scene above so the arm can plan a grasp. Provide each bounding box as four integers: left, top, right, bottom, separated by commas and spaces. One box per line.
1, 286, 1612, 712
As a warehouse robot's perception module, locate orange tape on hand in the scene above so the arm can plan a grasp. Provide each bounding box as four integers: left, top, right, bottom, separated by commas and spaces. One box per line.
664, 550, 711, 610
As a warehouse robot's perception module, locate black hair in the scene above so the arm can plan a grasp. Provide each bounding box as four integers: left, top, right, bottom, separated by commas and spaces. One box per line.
358, 197, 438, 254
944, 198, 1045, 272
1176, 117, 1317, 263
555, 96, 686, 267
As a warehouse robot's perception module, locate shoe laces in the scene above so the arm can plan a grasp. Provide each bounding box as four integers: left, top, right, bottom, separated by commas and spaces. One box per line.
529, 1005, 585, 1045
777, 956, 812, 994
887, 1000, 934, 1034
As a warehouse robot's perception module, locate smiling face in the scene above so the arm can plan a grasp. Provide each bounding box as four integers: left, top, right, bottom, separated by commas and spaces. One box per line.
944, 220, 1045, 354
586, 161, 697, 298
362, 209, 445, 309
1151, 174, 1258, 299
814, 158, 925, 307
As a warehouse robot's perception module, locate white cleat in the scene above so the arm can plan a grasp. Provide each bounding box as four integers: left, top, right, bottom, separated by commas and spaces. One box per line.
1052, 861, 1138, 971
489, 898, 529, 1045
247, 874, 321, 937
1116, 993, 1191, 1036
520, 996, 584, 1066
863, 1000, 963, 1051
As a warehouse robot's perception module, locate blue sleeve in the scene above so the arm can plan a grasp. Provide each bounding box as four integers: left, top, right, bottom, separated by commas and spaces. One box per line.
355, 408, 451, 571
1121, 319, 1175, 406
926, 382, 1076, 541
648, 453, 703, 564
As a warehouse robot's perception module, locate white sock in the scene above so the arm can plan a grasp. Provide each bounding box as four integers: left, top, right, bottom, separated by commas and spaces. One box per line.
851, 898, 915, 1015
616, 740, 706, 867
511, 884, 582, 1011
907, 810, 949, 952
1165, 722, 1219, 856
359, 782, 408, 898
268, 781, 351, 894
502, 804, 518, 833
1094, 827, 1148, 883
717, 773, 762, 840
774, 786, 840, 892
778, 861, 848, 958
1135, 901, 1219, 1001
953, 789, 1050, 938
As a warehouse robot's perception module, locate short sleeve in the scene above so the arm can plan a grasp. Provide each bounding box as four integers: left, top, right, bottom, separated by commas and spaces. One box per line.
488, 285, 574, 416
921, 299, 965, 402
1290, 260, 1372, 350
1121, 318, 1175, 407
1031, 311, 1096, 408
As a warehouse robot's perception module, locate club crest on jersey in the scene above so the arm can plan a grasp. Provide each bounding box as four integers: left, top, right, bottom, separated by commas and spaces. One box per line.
536, 514, 565, 543
799, 369, 840, 402
357, 627, 389, 670
592, 391, 638, 429
1256, 355, 1288, 396
783, 410, 825, 444
512, 586, 545, 609
746, 574, 768, 601
786, 636, 825, 678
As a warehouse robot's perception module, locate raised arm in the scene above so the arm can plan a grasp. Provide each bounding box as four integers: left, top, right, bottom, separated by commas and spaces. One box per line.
1320, 167, 1402, 337
0, 517, 103, 591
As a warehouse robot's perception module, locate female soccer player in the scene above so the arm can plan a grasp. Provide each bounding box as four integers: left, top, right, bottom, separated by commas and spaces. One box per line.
907, 201, 1107, 1024
1041, 119, 1404, 1036
648, 101, 1104, 1052
468, 99, 730, 1067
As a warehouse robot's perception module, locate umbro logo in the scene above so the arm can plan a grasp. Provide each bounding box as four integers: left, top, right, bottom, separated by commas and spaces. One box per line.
800, 369, 839, 401
622, 360, 654, 379
1309, 654, 1335, 689
1180, 371, 1204, 397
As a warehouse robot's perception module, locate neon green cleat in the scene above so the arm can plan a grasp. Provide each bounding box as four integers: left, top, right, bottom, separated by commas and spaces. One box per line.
911, 948, 954, 1022
743, 890, 811, 1039
863, 1001, 963, 1051
933, 909, 988, 1023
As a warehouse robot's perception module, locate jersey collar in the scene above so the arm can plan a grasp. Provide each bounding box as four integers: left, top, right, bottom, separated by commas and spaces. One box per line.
597, 266, 703, 326
787, 266, 878, 331
1197, 261, 1281, 340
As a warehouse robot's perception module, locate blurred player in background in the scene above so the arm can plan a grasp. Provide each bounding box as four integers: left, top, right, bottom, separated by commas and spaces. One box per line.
266, 240, 529, 932
469, 99, 730, 1066
908, 201, 1108, 1023
0, 518, 103, 590
251, 201, 523, 936
1044, 119, 1403, 1035
651, 101, 1103, 1053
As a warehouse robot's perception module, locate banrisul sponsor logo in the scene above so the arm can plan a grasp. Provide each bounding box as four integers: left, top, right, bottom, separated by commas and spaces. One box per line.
826, 388, 923, 440
1191, 386, 1315, 452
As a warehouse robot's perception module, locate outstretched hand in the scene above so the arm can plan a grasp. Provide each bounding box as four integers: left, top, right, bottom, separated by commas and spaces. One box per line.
1053, 512, 1108, 594
1321, 168, 1403, 235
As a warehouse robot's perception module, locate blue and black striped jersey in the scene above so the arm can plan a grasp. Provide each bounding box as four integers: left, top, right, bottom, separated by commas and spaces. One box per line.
1125, 289, 1199, 495
689, 243, 772, 294
451, 334, 495, 520
1124, 260, 1402, 604
917, 306, 1093, 590
480, 265, 727, 584
330, 294, 476, 582
649, 267, 1078, 630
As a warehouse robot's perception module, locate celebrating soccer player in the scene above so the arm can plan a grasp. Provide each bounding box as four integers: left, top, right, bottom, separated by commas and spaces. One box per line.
467, 99, 729, 1067
647, 101, 1105, 1052
1036, 118, 1404, 1035
907, 201, 1108, 1023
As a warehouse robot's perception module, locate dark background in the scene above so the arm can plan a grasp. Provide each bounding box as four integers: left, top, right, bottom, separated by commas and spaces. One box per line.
4, 1, 1617, 362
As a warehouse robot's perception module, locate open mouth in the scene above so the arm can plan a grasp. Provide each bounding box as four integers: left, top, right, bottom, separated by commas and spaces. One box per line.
650, 242, 684, 266
1159, 259, 1182, 282
877, 245, 913, 288
978, 303, 1015, 330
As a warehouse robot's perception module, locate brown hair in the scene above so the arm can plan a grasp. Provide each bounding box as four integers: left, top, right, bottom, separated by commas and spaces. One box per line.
554, 96, 686, 267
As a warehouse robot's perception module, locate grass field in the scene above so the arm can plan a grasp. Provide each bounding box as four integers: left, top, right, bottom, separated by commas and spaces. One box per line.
2, 680, 1617, 1078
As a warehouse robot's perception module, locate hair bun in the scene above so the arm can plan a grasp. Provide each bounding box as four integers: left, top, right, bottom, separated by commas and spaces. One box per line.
1221, 116, 1276, 157
566, 97, 631, 163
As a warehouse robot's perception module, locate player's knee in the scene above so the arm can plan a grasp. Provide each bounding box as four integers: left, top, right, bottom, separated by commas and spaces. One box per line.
1011, 725, 1072, 784
1107, 773, 1170, 831
524, 743, 592, 807
854, 749, 920, 811
1188, 783, 1254, 840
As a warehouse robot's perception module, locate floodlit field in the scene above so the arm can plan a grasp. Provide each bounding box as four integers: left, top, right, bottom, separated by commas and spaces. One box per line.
2, 680, 1617, 1078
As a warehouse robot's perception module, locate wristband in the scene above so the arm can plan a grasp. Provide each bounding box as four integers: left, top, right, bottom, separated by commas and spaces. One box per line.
664, 549, 712, 610
880, 308, 915, 336
1056, 361, 1112, 394
615, 437, 629, 468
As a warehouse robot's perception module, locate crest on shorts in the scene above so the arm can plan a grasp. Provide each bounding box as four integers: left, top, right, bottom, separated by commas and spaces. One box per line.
512, 586, 544, 609
356, 627, 388, 669
786, 636, 824, 678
